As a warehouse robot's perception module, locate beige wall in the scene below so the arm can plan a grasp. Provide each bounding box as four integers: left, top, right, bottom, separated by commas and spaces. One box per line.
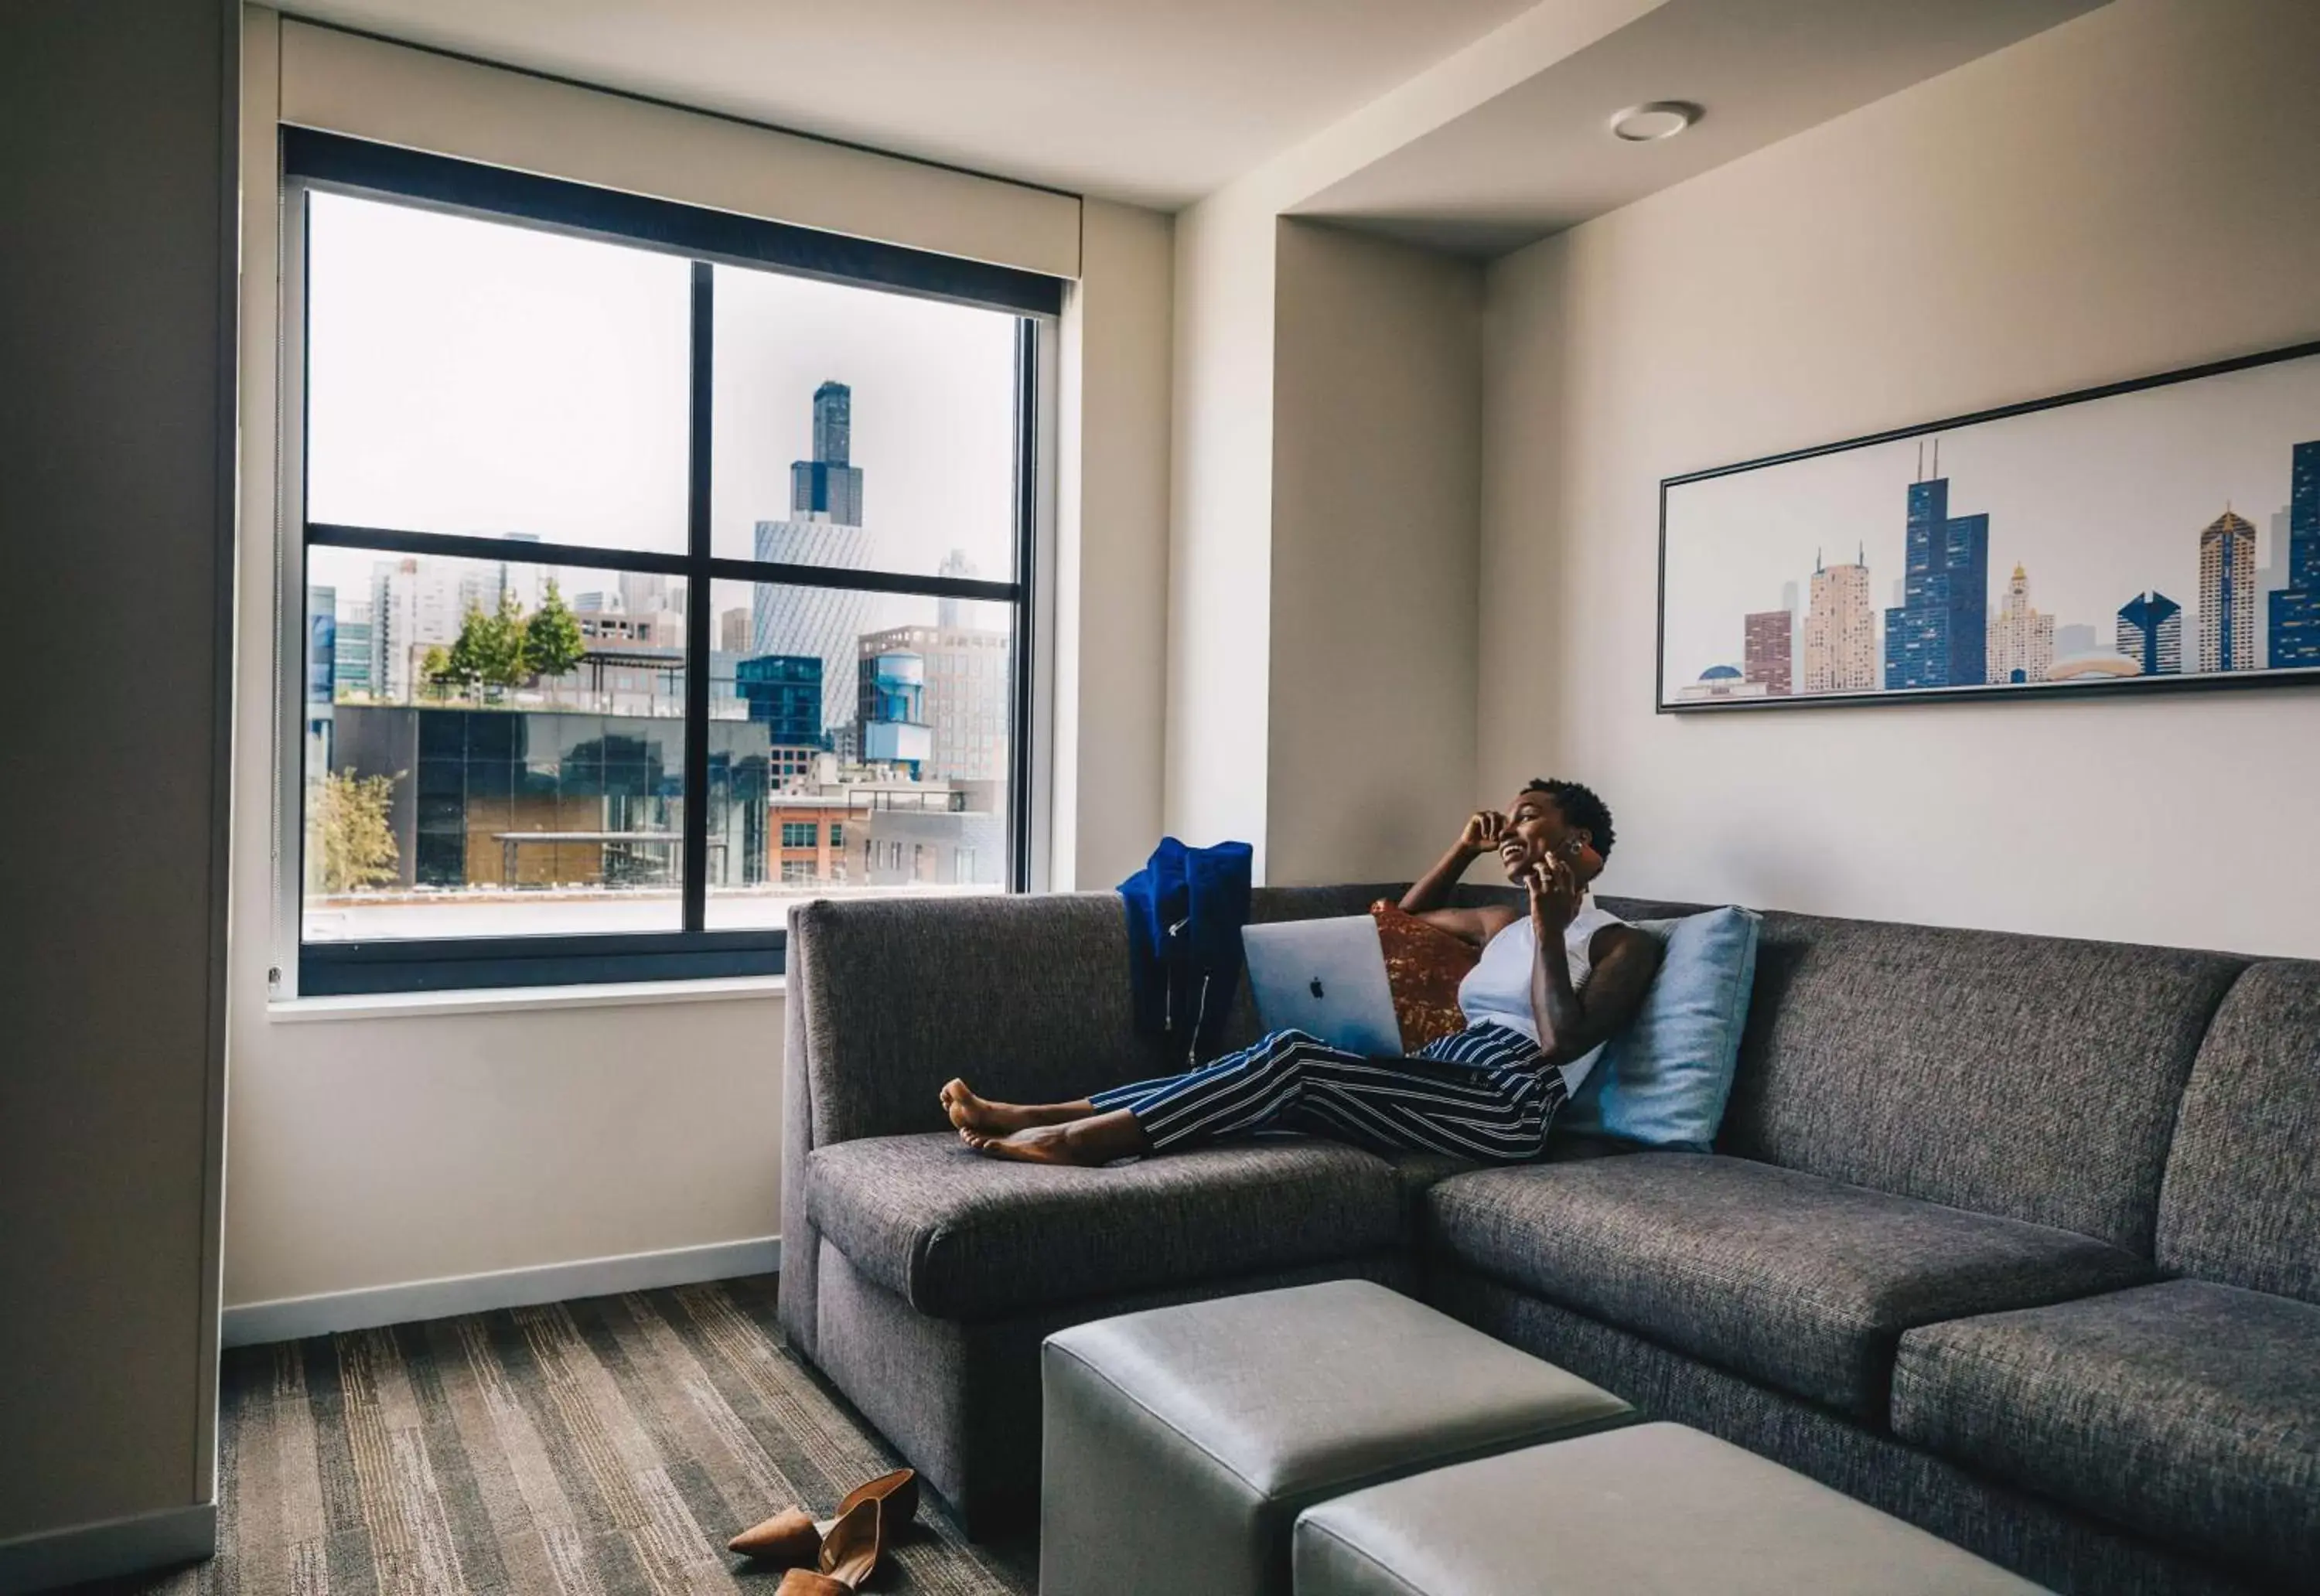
1160, 0, 1658, 878
0, 0, 234, 1566
1479, 0, 2320, 955
1267, 220, 1482, 884
1056, 200, 1175, 890
225, 1000, 784, 1306
227, 11, 1171, 1308
1165, 182, 1283, 869
1166, 200, 1486, 884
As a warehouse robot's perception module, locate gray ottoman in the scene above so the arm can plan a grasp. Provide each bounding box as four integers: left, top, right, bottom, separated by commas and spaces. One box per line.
1295, 1422, 2050, 1594
1040, 1279, 1632, 1596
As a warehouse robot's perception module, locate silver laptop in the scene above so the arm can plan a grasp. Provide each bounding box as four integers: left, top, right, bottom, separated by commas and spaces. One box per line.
1241, 916, 1404, 1057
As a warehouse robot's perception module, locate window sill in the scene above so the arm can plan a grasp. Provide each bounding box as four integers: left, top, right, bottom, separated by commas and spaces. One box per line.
267, 974, 785, 1023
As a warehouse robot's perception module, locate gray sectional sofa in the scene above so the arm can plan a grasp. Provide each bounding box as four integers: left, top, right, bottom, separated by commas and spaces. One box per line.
777, 886, 2319, 1594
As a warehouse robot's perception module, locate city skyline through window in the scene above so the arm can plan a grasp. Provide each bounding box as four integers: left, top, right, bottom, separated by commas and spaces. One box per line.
288, 139, 1049, 994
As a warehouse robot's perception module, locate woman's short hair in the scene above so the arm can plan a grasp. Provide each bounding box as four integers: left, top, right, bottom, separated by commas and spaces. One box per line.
1524, 778, 1615, 858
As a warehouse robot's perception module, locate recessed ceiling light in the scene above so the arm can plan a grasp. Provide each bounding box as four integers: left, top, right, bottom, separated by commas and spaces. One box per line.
1609, 101, 1701, 142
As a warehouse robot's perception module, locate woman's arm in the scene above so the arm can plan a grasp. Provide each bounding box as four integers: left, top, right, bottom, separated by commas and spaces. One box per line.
1401, 813, 1521, 946
1524, 858, 1663, 1064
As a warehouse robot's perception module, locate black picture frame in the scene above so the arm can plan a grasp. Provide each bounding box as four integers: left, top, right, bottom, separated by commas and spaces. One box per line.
1656, 336, 2320, 714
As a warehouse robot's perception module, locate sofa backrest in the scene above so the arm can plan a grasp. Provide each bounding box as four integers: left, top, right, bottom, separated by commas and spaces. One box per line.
793, 884, 1411, 1146
2155, 959, 2320, 1304
1718, 912, 2247, 1253
793, 892, 1168, 1146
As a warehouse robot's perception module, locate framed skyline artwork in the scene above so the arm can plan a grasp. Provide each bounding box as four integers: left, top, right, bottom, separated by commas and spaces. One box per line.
1657, 339, 2320, 712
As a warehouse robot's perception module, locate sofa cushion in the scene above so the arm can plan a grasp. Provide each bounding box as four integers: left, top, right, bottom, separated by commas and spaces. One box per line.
2155, 959, 2320, 1304
1560, 906, 1760, 1153
1893, 1280, 2320, 1585
1370, 900, 1481, 1052
1718, 913, 2245, 1250
1424, 1152, 2150, 1420
808, 1131, 1403, 1319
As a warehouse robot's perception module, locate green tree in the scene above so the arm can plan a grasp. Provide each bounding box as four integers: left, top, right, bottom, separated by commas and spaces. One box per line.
421, 644, 455, 700
445, 593, 527, 697
523, 579, 586, 681
313, 768, 401, 892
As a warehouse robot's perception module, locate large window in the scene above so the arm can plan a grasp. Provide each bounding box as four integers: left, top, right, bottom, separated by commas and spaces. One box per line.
285, 132, 1056, 994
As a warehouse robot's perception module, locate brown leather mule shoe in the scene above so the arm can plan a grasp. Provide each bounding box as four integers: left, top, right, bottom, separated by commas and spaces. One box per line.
773, 1497, 881, 1594
728, 1466, 919, 1564
726, 1506, 820, 1564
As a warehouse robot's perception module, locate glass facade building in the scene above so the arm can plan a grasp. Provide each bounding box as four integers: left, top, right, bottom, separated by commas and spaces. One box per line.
858, 650, 932, 773
735, 653, 825, 745
790, 381, 865, 526
1884, 475, 1990, 691
2267, 440, 2320, 668
2116, 590, 2183, 677
316, 704, 803, 903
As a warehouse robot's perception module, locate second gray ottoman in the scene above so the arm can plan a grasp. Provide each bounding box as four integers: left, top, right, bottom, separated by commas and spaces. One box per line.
1040, 1279, 1631, 1596
1295, 1422, 2051, 1594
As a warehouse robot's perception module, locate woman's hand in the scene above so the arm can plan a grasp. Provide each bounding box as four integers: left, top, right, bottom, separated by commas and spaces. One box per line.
1401, 809, 1523, 939
1525, 851, 1582, 933
1458, 810, 1509, 855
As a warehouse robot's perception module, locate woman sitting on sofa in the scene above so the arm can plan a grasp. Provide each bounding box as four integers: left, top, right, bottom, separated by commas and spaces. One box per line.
940, 778, 1662, 1167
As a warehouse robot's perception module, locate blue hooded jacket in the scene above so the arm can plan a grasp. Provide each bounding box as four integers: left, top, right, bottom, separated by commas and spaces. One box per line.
1119, 838, 1254, 1067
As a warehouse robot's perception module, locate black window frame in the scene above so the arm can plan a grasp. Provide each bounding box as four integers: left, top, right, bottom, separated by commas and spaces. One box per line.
285, 129, 1060, 996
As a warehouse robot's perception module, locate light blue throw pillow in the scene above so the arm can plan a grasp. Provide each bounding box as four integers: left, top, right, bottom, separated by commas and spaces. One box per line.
1559, 905, 1761, 1153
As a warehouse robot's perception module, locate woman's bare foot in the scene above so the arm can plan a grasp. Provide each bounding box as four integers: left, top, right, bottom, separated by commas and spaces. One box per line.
960, 1109, 1151, 1167
959, 1124, 1090, 1165
940, 1079, 1094, 1136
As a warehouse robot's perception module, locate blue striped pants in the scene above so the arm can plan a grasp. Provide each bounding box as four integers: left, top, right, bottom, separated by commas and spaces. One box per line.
1088, 1022, 1566, 1162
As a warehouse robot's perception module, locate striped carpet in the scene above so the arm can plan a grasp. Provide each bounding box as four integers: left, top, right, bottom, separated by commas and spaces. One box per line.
101, 1275, 1029, 1596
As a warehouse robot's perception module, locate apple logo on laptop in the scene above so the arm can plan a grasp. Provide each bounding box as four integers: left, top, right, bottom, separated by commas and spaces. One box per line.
1309, 977, 1325, 999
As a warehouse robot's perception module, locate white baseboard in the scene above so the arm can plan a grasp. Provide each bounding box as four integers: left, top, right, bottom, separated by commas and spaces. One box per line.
0, 1500, 216, 1596
220, 1234, 781, 1348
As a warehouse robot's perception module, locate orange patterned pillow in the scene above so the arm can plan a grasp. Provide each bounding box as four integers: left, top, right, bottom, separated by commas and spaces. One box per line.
1370, 901, 1480, 1052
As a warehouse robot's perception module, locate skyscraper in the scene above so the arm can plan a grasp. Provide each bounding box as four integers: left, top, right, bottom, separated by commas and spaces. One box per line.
1883, 455, 1990, 690
1780, 579, 1804, 689
2054, 622, 2098, 660
1985, 564, 2055, 684
1803, 554, 1876, 694
755, 383, 875, 732
718, 606, 752, 654
497, 532, 544, 615
618, 571, 670, 619
307, 586, 336, 705
2267, 440, 2320, 668
335, 599, 374, 697
937, 547, 980, 631
2197, 508, 2257, 672
1742, 610, 1792, 695
369, 556, 491, 700
2116, 590, 2182, 677
790, 381, 864, 526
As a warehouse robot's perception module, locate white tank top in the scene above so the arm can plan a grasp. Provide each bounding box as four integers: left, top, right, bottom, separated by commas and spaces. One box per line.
1457, 895, 1624, 1093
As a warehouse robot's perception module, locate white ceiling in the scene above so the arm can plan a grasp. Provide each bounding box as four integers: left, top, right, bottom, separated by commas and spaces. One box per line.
276, 0, 1544, 210
1294, 0, 2109, 256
